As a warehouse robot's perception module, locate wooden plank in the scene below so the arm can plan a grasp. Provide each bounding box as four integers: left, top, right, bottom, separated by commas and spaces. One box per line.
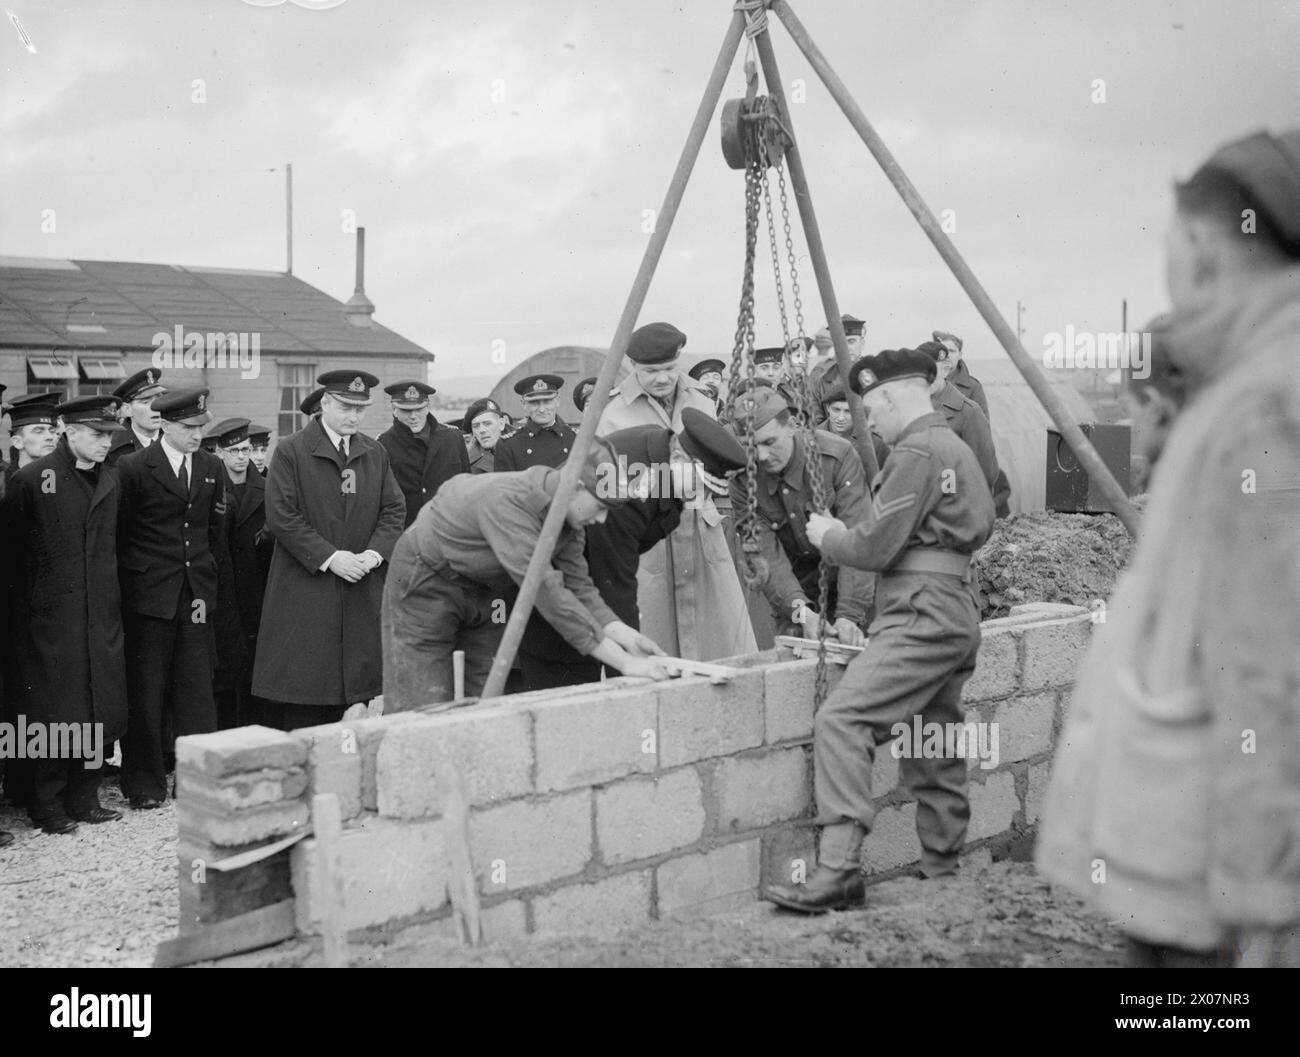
313, 793, 348, 968
207, 830, 307, 873
654, 656, 743, 684
152, 900, 296, 968
438, 757, 482, 946
775, 634, 865, 665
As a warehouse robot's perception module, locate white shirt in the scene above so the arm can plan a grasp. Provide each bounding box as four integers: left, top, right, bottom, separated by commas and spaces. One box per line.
132, 425, 158, 449
160, 438, 191, 484
321, 420, 349, 457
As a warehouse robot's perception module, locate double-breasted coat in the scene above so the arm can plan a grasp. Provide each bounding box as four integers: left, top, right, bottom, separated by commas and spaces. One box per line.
252, 419, 406, 707
377, 414, 470, 527
597, 372, 757, 660
0, 437, 128, 739
492, 417, 576, 471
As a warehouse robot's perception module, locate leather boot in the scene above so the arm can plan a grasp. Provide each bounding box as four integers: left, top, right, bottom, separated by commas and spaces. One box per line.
764, 865, 865, 914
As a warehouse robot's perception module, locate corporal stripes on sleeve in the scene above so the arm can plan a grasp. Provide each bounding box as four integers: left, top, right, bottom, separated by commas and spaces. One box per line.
871, 491, 918, 521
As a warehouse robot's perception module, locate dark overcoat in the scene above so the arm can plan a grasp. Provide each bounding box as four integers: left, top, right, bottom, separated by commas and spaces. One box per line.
0, 437, 128, 738
228, 467, 272, 644
377, 414, 470, 527
252, 419, 406, 706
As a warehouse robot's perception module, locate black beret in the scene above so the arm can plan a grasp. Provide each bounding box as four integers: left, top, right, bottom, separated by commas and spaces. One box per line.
385, 380, 436, 408
113, 367, 166, 403
821, 386, 848, 406
729, 387, 789, 431
687, 358, 727, 381
152, 387, 213, 425
573, 376, 600, 413
6, 391, 62, 429
207, 417, 251, 448
317, 369, 380, 405
628, 322, 686, 364
849, 349, 936, 396
679, 408, 746, 476
462, 397, 504, 432
915, 340, 949, 361
514, 374, 564, 400
300, 388, 325, 417
56, 395, 125, 432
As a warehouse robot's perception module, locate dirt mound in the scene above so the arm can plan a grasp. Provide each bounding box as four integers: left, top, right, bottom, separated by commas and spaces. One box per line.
975, 507, 1139, 620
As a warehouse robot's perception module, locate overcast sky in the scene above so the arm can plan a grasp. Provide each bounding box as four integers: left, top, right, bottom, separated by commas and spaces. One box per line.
2, 0, 1298, 381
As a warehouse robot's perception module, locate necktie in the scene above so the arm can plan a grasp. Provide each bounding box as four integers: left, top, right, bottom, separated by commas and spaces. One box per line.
337, 438, 347, 460
178, 456, 189, 494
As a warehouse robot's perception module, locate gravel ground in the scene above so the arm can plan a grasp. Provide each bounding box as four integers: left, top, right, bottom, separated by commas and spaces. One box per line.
362, 857, 1126, 968
0, 775, 177, 968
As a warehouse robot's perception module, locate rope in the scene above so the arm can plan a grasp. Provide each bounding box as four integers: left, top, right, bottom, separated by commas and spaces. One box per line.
733, 0, 769, 39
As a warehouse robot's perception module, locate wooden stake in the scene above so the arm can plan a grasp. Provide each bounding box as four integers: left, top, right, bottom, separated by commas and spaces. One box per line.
313, 793, 348, 968
438, 756, 482, 946
453, 649, 466, 700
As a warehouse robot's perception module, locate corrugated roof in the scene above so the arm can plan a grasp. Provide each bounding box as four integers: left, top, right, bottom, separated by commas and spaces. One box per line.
0, 256, 431, 360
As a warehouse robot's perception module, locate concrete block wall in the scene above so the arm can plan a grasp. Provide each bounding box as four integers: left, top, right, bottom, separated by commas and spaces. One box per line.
174, 602, 1092, 945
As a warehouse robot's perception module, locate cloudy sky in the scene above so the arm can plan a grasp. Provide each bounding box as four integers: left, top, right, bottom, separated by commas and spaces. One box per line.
2, 0, 1297, 383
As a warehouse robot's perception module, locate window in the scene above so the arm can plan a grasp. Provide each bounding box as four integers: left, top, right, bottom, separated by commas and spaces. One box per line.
78, 355, 126, 396
278, 362, 317, 437
26, 355, 79, 397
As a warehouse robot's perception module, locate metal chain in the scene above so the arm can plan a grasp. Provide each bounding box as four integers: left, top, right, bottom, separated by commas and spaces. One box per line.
727, 160, 765, 588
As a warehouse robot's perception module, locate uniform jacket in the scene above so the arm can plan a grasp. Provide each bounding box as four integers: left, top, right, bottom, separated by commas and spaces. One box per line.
1, 437, 128, 739
492, 417, 577, 471
1037, 266, 1300, 948
598, 372, 756, 660
467, 437, 497, 474
820, 411, 995, 572
377, 414, 470, 527
519, 425, 685, 663
106, 424, 157, 467
212, 465, 271, 690
948, 359, 990, 422
252, 418, 406, 706
731, 429, 873, 624
115, 441, 225, 619
933, 382, 1010, 517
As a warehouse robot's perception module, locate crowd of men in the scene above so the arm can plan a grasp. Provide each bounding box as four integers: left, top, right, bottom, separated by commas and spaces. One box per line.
0, 314, 1003, 844
3, 123, 1294, 968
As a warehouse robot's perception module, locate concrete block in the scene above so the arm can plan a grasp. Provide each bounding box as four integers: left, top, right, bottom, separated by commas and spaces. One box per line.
595, 769, 705, 865
176, 798, 310, 848
1024, 760, 1054, 824
763, 659, 817, 743
656, 839, 761, 918
1020, 615, 1093, 692
342, 712, 421, 812
292, 723, 363, 821
987, 693, 1055, 764
532, 871, 651, 935
175, 766, 307, 812
291, 816, 449, 934
176, 725, 306, 778
713, 748, 810, 833
657, 671, 764, 768
761, 826, 817, 889
482, 899, 529, 941
376, 704, 532, 818
861, 802, 919, 875
470, 791, 592, 893
532, 686, 657, 792
968, 770, 1019, 842
962, 628, 1019, 702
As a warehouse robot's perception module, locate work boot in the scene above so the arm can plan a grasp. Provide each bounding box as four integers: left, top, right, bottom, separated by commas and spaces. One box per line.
0, 830, 13, 848
764, 865, 865, 914
69, 806, 122, 824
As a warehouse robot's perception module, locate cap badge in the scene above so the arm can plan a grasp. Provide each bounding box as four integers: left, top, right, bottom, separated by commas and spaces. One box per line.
197, 393, 206, 410
145, 370, 156, 385
858, 369, 874, 387
349, 376, 365, 393
404, 386, 420, 401
533, 379, 547, 392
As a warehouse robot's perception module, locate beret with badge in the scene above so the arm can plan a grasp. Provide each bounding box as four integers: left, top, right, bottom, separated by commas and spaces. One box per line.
849, 349, 936, 396
573, 376, 600, 413
462, 397, 504, 433
627, 322, 686, 364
